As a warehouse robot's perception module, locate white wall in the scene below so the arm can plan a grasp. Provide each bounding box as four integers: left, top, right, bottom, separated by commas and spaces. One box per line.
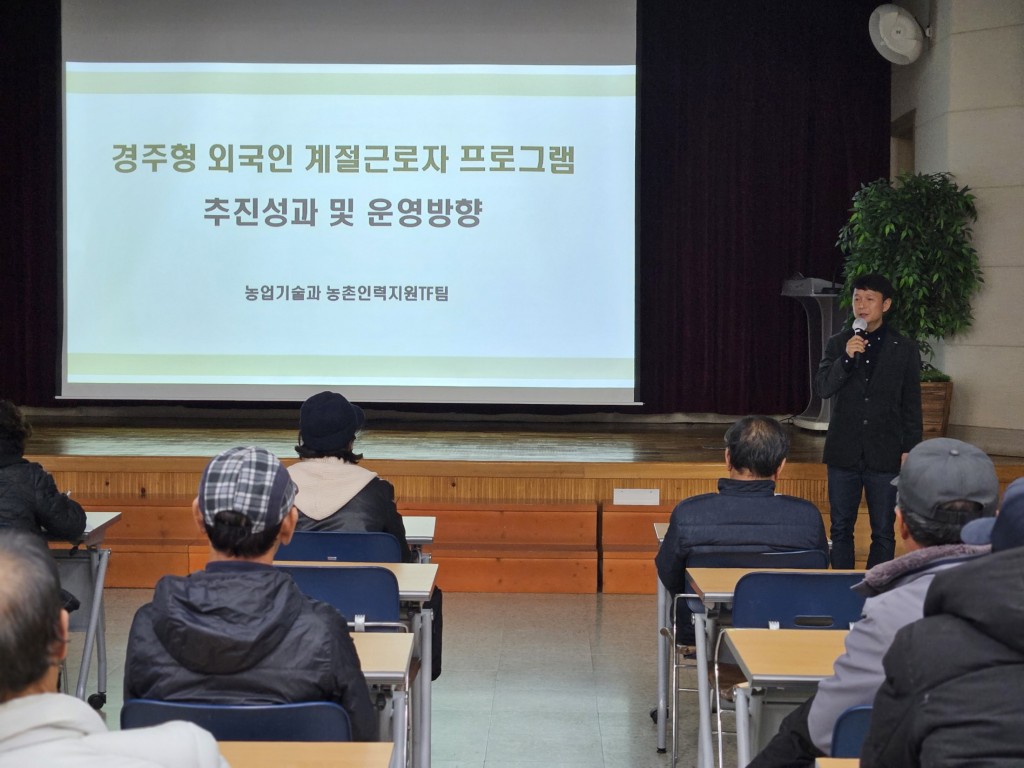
891, 0, 1024, 456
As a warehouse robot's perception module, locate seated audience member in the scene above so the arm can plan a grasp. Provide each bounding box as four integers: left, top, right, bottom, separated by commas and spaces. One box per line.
290, 390, 444, 679
0, 529, 224, 768
748, 438, 998, 767
0, 400, 85, 541
654, 415, 828, 643
862, 477, 1024, 767
124, 446, 377, 741
289, 391, 412, 560
959, 476, 1024, 554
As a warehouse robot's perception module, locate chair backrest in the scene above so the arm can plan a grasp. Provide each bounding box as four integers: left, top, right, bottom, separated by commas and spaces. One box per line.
731, 571, 865, 629
120, 699, 352, 742
277, 564, 402, 630
681, 549, 830, 614
686, 548, 829, 570
276, 531, 402, 563
831, 704, 873, 758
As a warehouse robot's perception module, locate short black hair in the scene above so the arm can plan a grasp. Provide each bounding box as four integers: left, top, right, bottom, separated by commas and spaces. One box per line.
898, 497, 985, 547
851, 273, 895, 302
0, 529, 64, 700
724, 416, 789, 478
205, 510, 283, 558
294, 442, 363, 463
0, 400, 32, 457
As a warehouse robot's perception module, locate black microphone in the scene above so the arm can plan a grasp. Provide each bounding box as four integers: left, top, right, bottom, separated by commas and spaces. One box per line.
851, 317, 868, 367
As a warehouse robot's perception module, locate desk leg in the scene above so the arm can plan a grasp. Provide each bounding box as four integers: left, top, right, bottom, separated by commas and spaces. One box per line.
656, 580, 669, 753
390, 689, 408, 768
413, 607, 433, 768
734, 686, 751, 768
749, 689, 764, 759
695, 613, 714, 768
75, 548, 110, 702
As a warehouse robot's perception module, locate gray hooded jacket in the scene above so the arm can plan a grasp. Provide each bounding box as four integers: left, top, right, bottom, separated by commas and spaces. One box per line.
807, 543, 985, 752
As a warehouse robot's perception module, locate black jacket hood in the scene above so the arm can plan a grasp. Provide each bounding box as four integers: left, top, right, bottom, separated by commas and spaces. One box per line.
151, 563, 303, 674
923, 546, 1024, 656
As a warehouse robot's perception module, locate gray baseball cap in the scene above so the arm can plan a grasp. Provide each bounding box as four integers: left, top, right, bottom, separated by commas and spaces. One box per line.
893, 438, 999, 521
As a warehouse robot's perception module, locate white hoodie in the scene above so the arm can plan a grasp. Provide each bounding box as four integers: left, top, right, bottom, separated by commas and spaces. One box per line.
288, 458, 377, 521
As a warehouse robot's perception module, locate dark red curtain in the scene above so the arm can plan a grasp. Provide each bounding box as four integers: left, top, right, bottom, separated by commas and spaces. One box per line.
637, 0, 890, 413
1, 2, 62, 404
0, 0, 889, 414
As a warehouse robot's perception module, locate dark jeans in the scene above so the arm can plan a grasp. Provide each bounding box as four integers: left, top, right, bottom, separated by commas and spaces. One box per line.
827, 464, 897, 569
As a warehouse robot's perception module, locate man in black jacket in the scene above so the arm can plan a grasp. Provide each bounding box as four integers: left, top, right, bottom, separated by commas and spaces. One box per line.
815, 274, 922, 569
655, 415, 828, 642
123, 446, 377, 741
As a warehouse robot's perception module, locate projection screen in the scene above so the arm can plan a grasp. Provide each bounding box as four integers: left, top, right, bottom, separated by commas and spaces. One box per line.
61, 0, 637, 404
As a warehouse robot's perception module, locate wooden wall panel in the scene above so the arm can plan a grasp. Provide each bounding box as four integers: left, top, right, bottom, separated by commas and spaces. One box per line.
430, 553, 597, 593
399, 502, 596, 547
602, 553, 656, 595
105, 543, 191, 588
35, 455, 1016, 590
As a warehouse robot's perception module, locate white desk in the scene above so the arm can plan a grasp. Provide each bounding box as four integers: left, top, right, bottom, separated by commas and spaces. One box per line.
404, 516, 435, 546
353, 633, 414, 768
278, 561, 438, 768
724, 629, 848, 767
51, 510, 122, 706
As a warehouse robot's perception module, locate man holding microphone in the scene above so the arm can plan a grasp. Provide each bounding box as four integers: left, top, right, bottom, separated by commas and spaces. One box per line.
815, 273, 922, 569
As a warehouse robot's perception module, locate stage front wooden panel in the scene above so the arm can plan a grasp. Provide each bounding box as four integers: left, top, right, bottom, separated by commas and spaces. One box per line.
401, 501, 597, 593
40, 454, 1022, 592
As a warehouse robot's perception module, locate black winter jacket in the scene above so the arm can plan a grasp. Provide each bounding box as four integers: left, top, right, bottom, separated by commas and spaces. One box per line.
296, 477, 414, 562
654, 478, 828, 594
814, 325, 922, 473
0, 454, 86, 540
123, 561, 378, 741
863, 547, 1024, 767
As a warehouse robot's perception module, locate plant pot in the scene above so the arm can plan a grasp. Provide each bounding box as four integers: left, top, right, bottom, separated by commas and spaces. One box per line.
921, 380, 953, 438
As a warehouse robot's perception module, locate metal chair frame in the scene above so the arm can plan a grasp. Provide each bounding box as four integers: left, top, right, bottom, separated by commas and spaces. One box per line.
665, 548, 830, 768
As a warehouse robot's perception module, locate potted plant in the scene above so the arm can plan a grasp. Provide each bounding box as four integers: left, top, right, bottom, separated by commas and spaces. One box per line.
836, 171, 984, 436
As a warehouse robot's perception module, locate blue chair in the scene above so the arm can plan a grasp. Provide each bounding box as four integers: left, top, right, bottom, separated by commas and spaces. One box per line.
277, 564, 406, 632
731, 571, 866, 630
678, 549, 832, 634
276, 531, 402, 563
120, 699, 352, 741
718, 571, 865, 765
831, 704, 873, 758
667, 548, 830, 767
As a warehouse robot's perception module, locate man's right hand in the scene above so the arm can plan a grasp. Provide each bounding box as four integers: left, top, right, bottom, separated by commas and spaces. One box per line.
845, 334, 868, 358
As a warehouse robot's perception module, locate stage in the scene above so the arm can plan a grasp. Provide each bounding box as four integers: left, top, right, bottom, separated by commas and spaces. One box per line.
26, 420, 1023, 592
26, 420, 826, 463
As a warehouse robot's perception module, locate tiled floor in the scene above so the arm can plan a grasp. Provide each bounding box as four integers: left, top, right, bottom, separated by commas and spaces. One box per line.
71, 590, 730, 768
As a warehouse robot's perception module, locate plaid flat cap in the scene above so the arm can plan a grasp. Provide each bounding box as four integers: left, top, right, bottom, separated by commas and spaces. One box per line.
198, 446, 297, 533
